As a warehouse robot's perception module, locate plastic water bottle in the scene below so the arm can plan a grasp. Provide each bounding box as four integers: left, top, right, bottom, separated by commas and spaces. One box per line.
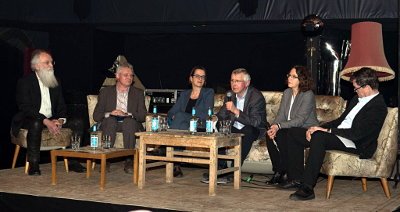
90, 124, 99, 149
151, 105, 159, 132
206, 107, 213, 134
189, 107, 197, 134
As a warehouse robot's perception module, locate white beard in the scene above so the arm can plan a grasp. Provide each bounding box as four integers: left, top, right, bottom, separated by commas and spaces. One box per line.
37, 68, 59, 88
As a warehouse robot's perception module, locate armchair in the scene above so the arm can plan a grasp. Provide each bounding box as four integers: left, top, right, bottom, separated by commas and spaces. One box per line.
320, 107, 398, 199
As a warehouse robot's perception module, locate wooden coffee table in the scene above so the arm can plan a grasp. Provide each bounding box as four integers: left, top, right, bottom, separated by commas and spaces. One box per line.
135, 131, 242, 196
50, 147, 138, 190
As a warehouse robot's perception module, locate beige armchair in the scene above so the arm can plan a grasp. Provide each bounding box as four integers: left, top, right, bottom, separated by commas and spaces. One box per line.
320, 107, 398, 199
86, 94, 151, 148
11, 128, 72, 173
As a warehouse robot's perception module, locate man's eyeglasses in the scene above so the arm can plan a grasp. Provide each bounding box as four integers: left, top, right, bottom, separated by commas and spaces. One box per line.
230, 79, 245, 84
286, 74, 298, 79
40, 61, 55, 66
192, 74, 206, 80
353, 85, 366, 92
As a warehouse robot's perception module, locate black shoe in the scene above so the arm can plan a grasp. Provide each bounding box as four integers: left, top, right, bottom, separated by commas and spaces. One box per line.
266, 171, 286, 185
279, 180, 302, 189
69, 161, 86, 173
173, 165, 183, 178
289, 185, 315, 201
28, 163, 41, 176
124, 159, 133, 174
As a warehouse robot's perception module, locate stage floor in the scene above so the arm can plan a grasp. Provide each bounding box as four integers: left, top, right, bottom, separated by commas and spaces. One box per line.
1, 161, 399, 211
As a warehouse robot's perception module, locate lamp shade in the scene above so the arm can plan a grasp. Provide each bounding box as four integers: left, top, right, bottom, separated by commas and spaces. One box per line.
340, 22, 395, 81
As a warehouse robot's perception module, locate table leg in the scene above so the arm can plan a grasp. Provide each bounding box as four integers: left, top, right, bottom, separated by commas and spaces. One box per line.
138, 138, 146, 189
209, 144, 217, 196
51, 150, 57, 185
234, 139, 242, 190
86, 159, 91, 178
166, 146, 174, 183
100, 155, 106, 190
133, 149, 139, 185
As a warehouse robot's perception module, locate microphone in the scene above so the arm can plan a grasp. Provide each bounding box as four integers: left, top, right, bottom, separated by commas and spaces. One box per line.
226, 91, 233, 102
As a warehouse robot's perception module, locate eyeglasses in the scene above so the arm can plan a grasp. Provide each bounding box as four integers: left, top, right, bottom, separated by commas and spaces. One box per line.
230, 79, 245, 84
353, 85, 366, 92
192, 74, 206, 80
39, 61, 55, 66
286, 74, 298, 79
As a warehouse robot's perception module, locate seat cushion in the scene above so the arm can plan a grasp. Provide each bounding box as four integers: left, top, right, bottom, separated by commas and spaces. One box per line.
11, 128, 72, 150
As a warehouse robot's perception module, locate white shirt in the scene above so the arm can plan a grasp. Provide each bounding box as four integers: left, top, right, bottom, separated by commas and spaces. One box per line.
336, 93, 379, 148
233, 88, 248, 130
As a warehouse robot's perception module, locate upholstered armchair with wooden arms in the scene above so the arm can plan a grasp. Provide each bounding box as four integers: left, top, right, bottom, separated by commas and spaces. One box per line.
320, 107, 398, 199
11, 128, 72, 173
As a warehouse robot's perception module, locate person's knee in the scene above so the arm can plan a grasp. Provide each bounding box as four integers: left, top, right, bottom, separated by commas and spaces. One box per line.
29, 119, 44, 132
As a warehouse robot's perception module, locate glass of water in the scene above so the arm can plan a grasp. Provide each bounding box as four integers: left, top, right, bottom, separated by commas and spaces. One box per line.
71, 134, 81, 150
102, 134, 112, 149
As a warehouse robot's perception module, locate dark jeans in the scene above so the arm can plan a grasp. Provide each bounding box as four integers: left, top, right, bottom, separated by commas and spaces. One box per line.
287, 127, 359, 187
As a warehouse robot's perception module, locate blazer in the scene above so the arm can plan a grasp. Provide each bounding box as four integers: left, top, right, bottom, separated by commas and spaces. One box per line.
93, 85, 147, 129
167, 87, 214, 123
11, 73, 67, 137
322, 94, 387, 159
273, 88, 318, 129
217, 86, 267, 139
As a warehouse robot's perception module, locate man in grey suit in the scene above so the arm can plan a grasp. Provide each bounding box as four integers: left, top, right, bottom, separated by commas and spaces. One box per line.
93, 63, 147, 173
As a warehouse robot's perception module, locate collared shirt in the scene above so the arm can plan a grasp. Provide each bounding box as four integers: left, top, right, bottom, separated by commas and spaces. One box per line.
287, 94, 295, 121
116, 87, 129, 113
336, 93, 379, 148
37, 74, 52, 118
233, 88, 248, 130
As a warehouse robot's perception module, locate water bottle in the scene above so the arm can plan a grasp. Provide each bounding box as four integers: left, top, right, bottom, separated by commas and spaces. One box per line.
151, 105, 159, 132
206, 107, 213, 134
90, 124, 99, 149
189, 107, 197, 134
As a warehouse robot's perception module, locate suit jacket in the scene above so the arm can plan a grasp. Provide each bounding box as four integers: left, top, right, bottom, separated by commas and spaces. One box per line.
167, 87, 214, 123
93, 85, 147, 129
217, 86, 267, 139
321, 94, 387, 159
274, 88, 318, 129
11, 73, 67, 136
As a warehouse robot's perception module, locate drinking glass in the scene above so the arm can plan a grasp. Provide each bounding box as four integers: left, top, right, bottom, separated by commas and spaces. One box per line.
71, 134, 81, 150
102, 134, 112, 149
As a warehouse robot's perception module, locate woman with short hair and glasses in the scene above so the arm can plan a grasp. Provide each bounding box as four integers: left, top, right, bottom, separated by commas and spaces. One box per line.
167, 66, 214, 177
266, 65, 318, 185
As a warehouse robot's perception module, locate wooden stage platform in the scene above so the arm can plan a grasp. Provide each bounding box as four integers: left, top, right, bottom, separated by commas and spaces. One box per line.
0, 161, 399, 211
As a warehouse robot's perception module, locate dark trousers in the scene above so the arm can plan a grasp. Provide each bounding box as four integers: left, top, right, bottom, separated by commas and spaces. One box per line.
100, 116, 142, 149
226, 125, 259, 166
266, 128, 290, 173
287, 127, 359, 187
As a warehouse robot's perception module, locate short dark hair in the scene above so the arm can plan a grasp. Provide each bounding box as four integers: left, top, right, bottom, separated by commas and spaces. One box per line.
350, 67, 379, 90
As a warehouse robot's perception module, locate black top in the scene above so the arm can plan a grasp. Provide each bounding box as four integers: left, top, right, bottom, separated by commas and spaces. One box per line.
185, 98, 198, 114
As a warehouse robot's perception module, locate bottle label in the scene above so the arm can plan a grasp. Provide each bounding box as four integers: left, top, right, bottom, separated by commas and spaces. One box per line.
206, 120, 213, 133
189, 120, 197, 133
151, 118, 159, 132
90, 135, 98, 148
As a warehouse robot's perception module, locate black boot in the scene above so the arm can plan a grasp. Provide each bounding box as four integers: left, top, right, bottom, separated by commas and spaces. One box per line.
28, 162, 41, 176
173, 164, 183, 178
